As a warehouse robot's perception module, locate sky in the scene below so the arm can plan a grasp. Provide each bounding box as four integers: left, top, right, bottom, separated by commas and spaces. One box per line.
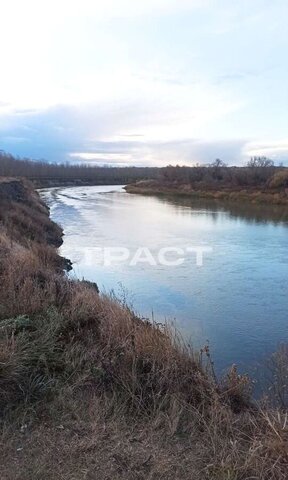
0, 0, 287, 166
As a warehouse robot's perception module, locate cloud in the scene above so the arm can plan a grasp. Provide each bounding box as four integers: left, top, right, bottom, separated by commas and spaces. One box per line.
3, 0, 207, 21
0, 0, 287, 166
244, 141, 288, 163
1, 99, 287, 167
0, 98, 246, 165
69, 139, 247, 167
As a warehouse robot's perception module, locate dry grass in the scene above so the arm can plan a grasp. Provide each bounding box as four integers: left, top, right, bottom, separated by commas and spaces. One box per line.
125, 182, 288, 205
0, 178, 287, 479
266, 344, 288, 409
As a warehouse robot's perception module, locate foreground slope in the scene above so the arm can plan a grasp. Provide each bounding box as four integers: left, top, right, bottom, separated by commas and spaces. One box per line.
0, 179, 287, 479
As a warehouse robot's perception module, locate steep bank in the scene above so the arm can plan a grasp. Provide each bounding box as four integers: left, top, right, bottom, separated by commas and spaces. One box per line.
0, 177, 63, 247
0, 179, 287, 479
125, 178, 288, 205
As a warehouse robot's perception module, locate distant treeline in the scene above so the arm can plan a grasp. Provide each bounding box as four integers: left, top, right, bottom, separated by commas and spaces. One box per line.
0, 152, 159, 185
0, 151, 287, 189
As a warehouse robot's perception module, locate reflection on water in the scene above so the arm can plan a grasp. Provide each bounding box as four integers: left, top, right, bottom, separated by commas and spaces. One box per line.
162, 196, 288, 226
41, 185, 288, 381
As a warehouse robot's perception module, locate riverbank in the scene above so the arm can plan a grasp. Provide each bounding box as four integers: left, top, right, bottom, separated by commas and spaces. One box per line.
125, 179, 288, 205
0, 179, 287, 479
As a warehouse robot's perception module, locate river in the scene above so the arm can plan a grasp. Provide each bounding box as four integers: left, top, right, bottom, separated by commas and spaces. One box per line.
41, 185, 288, 382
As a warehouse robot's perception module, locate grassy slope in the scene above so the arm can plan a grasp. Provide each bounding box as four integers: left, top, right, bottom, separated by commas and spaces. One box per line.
0, 179, 287, 479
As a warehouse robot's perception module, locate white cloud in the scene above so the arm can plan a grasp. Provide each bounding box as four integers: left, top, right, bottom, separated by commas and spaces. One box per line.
3, 0, 207, 20
0, 0, 287, 165
244, 140, 288, 161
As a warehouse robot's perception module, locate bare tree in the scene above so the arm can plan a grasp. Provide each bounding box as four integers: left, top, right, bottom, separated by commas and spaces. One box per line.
247, 157, 274, 168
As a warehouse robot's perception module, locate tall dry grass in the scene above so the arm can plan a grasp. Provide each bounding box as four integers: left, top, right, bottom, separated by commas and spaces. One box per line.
0, 178, 287, 479
1, 241, 287, 478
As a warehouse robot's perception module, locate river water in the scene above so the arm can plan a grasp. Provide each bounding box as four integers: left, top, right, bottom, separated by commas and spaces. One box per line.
41, 185, 288, 380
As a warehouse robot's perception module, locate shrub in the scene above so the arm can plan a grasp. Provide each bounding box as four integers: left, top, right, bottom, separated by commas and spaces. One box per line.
269, 170, 288, 189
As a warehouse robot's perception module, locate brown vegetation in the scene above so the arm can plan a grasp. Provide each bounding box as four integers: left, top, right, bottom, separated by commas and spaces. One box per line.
126, 161, 288, 205
1, 151, 288, 202
0, 152, 158, 187
0, 178, 287, 479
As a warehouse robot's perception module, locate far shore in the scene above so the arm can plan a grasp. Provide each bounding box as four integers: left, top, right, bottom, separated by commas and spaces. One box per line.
125, 180, 288, 206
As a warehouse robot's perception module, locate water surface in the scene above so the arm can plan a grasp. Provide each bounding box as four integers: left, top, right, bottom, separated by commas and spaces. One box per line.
41, 185, 288, 379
